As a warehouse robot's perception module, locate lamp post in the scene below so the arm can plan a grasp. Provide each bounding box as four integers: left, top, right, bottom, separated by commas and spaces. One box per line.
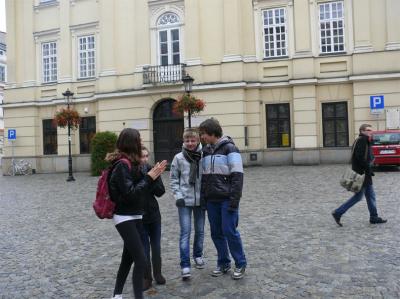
62, 89, 75, 182
182, 74, 194, 128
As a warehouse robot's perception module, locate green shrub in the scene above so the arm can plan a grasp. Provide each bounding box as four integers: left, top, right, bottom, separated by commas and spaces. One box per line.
90, 131, 118, 176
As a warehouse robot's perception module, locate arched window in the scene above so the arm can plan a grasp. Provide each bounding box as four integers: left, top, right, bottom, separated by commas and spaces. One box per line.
157, 12, 181, 66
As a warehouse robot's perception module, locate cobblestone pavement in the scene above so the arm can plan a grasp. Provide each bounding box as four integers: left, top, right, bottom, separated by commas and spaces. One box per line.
0, 165, 399, 299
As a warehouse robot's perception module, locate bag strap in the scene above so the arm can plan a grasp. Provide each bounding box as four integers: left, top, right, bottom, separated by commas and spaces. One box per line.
118, 158, 132, 171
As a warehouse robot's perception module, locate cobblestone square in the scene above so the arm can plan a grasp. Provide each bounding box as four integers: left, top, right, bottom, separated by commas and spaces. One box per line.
0, 165, 399, 298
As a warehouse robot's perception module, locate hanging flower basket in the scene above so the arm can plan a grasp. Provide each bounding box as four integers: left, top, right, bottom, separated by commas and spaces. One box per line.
173, 94, 206, 116
53, 108, 81, 129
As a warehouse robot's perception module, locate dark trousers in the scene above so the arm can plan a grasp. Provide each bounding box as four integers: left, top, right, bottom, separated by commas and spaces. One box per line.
141, 220, 162, 279
114, 220, 146, 299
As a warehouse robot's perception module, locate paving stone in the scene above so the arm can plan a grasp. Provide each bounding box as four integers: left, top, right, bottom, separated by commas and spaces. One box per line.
0, 165, 399, 298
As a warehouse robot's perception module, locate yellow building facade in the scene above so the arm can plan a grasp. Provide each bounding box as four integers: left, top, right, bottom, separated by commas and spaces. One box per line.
3, 0, 400, 173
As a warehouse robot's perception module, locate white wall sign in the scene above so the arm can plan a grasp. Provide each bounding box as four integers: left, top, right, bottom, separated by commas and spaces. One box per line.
130, 120, 148, 130
386, 109, 400, 129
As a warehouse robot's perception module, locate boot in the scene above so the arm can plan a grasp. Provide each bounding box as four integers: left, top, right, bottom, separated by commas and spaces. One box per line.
143, 263, 153, 291
153, 259, 166, 285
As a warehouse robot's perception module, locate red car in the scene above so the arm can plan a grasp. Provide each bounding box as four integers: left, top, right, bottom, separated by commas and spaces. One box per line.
371, 130, 400, 166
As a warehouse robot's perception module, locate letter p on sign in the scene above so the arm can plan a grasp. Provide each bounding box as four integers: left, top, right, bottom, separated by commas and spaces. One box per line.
370, 95, 384, 110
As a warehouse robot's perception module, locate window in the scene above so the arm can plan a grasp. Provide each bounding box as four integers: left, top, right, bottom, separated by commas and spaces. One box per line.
266, 103, 291, 148
319, 1, 345, 54
42, 42, 57, 83
157, 13, 181, 65
43, 119, 58, 155
263, 8, 287, 58
79, 116, 96, 154
0, 65, 5, 82
322, 102, 348, 147
78, 35, 96, 78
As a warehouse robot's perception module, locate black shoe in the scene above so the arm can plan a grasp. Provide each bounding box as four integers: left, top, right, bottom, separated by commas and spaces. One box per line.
370, 217, 387, 224
331, 211, 343, 227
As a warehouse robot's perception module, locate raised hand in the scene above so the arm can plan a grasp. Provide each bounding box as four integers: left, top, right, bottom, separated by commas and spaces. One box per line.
147, 160, 167, 180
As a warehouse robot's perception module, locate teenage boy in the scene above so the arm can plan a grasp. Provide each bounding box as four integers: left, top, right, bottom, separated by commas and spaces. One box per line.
199, 118, 247, 280
170, 128, 205, 280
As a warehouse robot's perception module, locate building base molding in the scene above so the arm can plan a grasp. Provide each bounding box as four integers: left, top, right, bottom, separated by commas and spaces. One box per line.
292, 149, 320, 165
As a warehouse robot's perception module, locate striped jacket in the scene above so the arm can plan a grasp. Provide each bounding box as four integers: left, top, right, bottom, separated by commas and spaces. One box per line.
201, 136, 243, 206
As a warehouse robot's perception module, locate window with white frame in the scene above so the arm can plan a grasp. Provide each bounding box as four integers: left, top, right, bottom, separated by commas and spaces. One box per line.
157, 13, 181, 65
42, 41, 57, 83
263, 8, 287, 58
0, 65, 5, 82
78, 35, 96, 78
319, 1, 345, 54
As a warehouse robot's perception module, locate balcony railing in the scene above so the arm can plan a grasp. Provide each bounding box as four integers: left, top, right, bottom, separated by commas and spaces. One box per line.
143, 63, 186, 85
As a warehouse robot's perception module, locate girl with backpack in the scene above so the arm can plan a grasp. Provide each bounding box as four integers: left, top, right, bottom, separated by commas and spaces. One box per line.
106, 128, 167, 299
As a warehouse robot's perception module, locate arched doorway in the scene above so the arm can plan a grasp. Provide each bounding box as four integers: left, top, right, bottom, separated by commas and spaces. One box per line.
153, 99, 184, 164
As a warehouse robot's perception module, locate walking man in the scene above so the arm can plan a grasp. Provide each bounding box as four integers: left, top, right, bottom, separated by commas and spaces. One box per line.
199, 118, 247, 280
332, 123, 387, 226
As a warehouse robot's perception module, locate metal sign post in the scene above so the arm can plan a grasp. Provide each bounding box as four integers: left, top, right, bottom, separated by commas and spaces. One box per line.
7, 129, 17, 176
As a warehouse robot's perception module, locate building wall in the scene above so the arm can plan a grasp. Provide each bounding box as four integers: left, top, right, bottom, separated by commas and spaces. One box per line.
3, 0, 400, 173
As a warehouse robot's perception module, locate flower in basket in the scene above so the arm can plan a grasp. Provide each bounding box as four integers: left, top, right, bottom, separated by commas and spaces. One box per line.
53, 108, 81, 129
173, 94, 206, 116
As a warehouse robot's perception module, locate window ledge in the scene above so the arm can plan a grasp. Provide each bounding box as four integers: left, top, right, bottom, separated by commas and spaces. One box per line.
263, 56, 289, 62
319, 52, 347, 57
34, 1, 59, 11
77, 77, 96, 82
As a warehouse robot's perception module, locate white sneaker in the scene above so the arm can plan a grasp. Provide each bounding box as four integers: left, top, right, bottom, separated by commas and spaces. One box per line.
194, 257, 205, 269
181, 267, 191, 280
111, 295, 122, 299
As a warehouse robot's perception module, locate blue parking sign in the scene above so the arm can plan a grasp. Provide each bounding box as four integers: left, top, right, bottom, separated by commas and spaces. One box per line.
8, 129, 16, 140
370, 95, 384, 110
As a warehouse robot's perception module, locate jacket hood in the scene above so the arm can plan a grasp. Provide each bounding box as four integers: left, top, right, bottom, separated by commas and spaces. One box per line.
214, 135, 234, 152
105, 150, 136, 164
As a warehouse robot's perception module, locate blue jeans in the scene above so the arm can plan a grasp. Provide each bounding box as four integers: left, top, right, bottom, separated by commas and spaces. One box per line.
335, 184, 378, 218
178, 206, 205, 268
206, 201, 247, 268
141, 220, 162, 275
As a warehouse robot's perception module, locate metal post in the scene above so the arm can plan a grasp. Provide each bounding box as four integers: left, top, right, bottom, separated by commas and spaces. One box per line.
63, 89, 75, 182
188, 108, 192, 128
11, 140, 15, 176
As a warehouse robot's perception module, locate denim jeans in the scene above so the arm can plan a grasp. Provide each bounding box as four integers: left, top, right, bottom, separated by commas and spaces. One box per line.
206, 200, 247, 268
335, 183, 378, 218
178, 206, 205, 268
141, 220, 162, 275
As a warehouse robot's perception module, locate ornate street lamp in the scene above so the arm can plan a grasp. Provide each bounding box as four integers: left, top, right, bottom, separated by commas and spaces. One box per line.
182, 74, 194, 128
62, 89, 75, 182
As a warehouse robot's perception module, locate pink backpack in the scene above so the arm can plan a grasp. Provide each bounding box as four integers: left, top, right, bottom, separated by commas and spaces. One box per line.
93, 158, 132, 219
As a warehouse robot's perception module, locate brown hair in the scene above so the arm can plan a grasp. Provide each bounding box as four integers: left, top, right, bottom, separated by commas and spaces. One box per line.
198, 118, 223, 138
359, 123, 372, 133
116, 128, 142, 163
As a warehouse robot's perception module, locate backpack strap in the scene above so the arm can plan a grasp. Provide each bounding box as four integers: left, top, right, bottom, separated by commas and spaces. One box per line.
118, 158, 132, 171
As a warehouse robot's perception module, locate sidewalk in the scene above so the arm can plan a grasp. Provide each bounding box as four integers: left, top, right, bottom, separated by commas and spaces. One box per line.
0, 165, 399, 298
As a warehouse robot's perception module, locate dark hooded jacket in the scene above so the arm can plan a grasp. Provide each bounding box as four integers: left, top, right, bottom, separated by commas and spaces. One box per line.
200, 136, 244, 208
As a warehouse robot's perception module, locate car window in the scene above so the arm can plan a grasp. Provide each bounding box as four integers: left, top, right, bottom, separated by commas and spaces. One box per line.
372, 133, 400, 145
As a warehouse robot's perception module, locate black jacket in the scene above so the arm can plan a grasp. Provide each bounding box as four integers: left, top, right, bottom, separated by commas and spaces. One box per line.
141, 163, 165, 224
201, 136, 243, 207
108, 160, 153, 215
351, 134, 374, 185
